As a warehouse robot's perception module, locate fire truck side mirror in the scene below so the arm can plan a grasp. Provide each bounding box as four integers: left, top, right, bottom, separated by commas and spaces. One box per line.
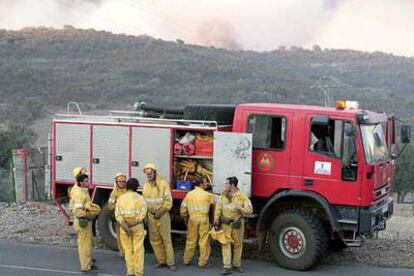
401, 125, 411, 144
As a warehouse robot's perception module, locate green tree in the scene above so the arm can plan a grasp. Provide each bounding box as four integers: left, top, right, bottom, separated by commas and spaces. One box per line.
312, 44, 322, 52
0, 123, 37, 169
23, 99, 44, 122
394, 144, 414, 202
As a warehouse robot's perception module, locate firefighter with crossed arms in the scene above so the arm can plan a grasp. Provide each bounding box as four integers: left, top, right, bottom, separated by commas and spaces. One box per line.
214, 176, 253, 275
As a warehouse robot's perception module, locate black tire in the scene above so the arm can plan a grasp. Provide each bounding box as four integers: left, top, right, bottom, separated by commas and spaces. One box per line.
98, 203, 118, 250
269, 210, 328, 271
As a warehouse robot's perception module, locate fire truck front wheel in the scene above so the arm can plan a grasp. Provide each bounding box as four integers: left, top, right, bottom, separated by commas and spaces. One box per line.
269, 209, 328, 271
97, 203, 118, 250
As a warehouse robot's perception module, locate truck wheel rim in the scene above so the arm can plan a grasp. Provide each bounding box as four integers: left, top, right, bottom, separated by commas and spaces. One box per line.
279, 226, 306, 259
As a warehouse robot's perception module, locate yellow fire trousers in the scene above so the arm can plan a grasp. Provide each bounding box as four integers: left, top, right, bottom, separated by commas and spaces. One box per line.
116, 223, 125, 256
221, 222, 244, 269
147, 213, 175, 266
120, 224, 146, 276
183, 214, 211, 266
74, 219, 93, 271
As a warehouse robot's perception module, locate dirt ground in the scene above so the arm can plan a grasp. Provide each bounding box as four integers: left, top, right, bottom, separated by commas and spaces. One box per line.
1, 201, 414, 268
322, 203, 414, 268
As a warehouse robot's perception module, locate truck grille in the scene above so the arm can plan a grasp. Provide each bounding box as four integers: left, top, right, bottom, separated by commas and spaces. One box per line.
372, 184, 390, 208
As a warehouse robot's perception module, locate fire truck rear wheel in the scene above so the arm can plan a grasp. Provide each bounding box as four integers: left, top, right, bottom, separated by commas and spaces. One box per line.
98, 203, 118, 250
269, 209, 328, 271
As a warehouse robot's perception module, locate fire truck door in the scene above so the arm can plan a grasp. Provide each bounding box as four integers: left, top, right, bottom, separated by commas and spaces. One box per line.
302, 115, 361, 205
245, 113, 292, 197
55, 123, 90, 182
131, 127, 172, 186
92, 125, 129, 185
213, 131, 252, 197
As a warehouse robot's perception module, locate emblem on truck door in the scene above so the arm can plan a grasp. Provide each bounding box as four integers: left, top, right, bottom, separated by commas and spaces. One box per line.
257, 152, 274, 172
314, 161, 332, 175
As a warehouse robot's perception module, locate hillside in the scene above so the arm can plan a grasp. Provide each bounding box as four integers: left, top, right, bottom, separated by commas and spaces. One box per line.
1, 26, 414, 123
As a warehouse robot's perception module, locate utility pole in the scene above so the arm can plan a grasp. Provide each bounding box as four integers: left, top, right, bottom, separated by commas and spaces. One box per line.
311, 75, 346, 107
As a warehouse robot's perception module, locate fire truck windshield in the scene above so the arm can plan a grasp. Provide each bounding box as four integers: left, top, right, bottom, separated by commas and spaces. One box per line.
360, 123, 389, 164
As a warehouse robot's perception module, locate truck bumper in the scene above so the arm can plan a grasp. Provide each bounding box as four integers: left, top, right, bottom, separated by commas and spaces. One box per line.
359, 197, 393, 235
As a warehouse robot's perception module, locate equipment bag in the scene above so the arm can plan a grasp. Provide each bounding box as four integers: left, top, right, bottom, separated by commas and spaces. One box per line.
78, 217, 89, 228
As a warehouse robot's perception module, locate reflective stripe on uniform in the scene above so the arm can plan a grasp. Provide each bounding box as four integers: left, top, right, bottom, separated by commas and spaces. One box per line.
189, 205, 209, 211
146, 197, 163, 203
73, 203, 84, 208
118, 208, 142, 216
223, 204, 236, 211
108, 199, 115, 203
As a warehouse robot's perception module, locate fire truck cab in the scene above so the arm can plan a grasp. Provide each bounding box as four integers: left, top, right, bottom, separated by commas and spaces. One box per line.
52, 101, 410, 271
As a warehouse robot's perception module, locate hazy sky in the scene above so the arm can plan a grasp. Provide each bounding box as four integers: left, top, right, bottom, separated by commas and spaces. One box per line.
1, 0, 414, 56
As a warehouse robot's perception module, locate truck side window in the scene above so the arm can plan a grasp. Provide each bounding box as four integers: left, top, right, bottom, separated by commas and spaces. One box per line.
310, 119, 343, 158
248, 114, 286, 150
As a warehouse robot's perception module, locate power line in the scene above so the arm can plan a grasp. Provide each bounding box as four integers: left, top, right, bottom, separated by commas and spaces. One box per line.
310, 75, 347, 107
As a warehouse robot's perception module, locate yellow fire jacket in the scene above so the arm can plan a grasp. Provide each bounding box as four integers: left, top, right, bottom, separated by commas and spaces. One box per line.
180, 186, 215, 218
115, 190, 147, 224
142, 176, 173, 214
69, 185, 101, 219
214, 189, 253, 221
108, 187, 127, 211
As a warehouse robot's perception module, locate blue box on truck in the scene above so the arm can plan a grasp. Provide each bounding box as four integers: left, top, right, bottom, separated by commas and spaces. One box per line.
176, 180, 193, 191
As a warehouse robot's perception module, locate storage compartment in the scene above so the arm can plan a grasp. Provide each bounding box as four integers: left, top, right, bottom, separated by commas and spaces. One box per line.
173, 130, 214, 189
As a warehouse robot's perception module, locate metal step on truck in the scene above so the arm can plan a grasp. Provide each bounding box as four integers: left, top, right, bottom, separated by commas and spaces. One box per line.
51, 101, 410, 270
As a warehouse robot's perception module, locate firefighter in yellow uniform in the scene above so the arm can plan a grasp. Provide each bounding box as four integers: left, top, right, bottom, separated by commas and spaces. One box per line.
180, 178, 215, 267
142, 163, 176, 270
214, 176, 253, 275
108, 172, 127, 257
115, 178, 147, 276
69, 173, 101, 273
68, 167, 87, 199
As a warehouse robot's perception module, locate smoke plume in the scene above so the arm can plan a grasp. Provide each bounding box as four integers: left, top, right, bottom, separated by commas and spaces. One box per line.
0, 0, 413, 56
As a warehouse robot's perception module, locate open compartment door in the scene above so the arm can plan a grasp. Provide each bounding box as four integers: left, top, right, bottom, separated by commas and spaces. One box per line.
213, 132, 253, 197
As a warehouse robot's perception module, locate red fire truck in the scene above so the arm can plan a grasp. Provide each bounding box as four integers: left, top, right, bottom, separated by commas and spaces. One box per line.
52, 101, 410, 270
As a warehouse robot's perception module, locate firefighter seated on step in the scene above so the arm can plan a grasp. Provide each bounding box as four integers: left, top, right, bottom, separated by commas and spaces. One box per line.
69, 173, 101, 273
180, 177, 215, 268
115, 178, 147, 276
108, 172, 128, 257
214, 176, 253, 275
142, 162, 176, 270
